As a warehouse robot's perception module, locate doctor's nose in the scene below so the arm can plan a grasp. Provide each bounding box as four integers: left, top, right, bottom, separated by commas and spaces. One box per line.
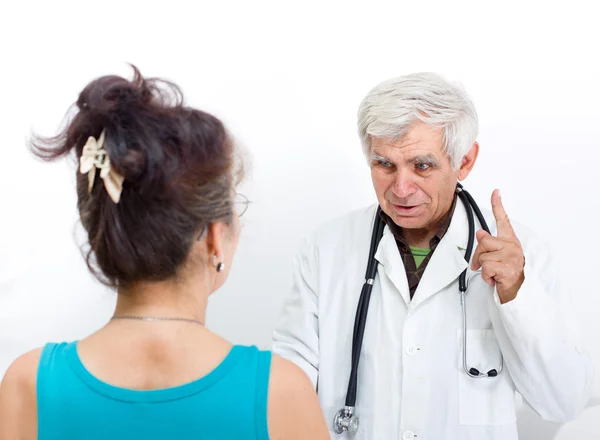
391, 172, 418, 199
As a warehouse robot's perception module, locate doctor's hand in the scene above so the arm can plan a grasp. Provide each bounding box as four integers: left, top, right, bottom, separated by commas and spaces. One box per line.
470, 190, 525, 304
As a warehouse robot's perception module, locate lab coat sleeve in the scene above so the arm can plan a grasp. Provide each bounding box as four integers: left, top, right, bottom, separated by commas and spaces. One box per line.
487, 231, 595, 422
271, 237, 320, 389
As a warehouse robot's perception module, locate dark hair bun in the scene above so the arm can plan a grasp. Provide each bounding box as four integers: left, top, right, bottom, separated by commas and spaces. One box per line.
78, 71, 150, 113
30, 64, 241, 288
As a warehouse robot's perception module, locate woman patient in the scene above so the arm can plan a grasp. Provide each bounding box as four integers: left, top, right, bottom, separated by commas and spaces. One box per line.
0, 66, 328, 440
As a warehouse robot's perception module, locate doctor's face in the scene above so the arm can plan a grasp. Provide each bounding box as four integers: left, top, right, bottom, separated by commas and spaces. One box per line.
369, 122, 477, 232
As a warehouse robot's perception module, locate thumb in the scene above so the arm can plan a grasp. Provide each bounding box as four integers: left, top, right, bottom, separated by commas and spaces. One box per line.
476, 229, 490, 242
470, 229, 491, 270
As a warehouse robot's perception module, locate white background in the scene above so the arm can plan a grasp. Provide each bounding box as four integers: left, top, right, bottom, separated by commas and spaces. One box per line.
1, 0, 599, 438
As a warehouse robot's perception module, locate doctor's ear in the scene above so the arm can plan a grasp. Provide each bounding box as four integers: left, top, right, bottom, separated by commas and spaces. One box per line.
457, 142, 479, 181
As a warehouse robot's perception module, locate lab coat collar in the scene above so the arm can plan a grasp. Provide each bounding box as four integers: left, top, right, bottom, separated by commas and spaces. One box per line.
374, 226, 412, 305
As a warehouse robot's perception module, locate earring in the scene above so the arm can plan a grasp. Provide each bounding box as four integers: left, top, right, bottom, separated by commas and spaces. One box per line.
213, 254, 225, 272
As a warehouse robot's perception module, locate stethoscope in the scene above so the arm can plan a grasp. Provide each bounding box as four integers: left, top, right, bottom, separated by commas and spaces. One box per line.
333, 183, 504, 435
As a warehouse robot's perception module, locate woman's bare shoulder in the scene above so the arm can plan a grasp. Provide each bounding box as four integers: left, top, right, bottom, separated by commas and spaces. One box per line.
0, 348, 43, 440
267, 354, 329, 440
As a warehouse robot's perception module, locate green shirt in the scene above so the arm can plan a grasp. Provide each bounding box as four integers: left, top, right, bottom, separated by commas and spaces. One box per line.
410, 246, 431, 269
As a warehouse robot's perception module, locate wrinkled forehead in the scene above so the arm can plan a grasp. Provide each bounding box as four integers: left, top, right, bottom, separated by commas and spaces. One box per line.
370, 128, 448, 163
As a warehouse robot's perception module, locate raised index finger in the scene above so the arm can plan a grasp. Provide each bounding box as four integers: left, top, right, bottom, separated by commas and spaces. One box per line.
491, 189, 514, 238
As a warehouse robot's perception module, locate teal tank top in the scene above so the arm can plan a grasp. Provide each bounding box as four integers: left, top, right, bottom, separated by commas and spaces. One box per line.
36, 342, 272, 440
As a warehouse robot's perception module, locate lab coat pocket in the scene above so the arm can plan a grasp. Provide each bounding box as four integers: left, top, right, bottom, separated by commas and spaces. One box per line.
457, 329, 516, 426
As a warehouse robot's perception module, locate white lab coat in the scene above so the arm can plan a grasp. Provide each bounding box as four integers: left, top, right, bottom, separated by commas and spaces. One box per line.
271, 201, 594, 440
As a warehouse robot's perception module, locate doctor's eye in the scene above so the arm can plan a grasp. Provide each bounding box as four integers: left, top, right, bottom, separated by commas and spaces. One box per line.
377, 159, 393, 168
415, 162, 432, 171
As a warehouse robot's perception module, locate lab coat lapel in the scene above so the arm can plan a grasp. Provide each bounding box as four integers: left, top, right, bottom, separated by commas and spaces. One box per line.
412, 199, 471, 306
374, 226, 412, 305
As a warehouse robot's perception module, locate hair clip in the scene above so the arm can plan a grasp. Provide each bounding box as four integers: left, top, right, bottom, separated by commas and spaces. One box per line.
79, 129, 124, 203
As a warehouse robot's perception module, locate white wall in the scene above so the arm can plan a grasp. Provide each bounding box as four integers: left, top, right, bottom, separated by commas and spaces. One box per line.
1, 0, 599, 438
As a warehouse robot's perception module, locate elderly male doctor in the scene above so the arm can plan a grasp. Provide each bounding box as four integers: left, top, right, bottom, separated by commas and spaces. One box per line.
272, 73, 594, 439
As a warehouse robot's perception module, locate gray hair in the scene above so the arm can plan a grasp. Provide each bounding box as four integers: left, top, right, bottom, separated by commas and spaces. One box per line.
357, 72, 478, 170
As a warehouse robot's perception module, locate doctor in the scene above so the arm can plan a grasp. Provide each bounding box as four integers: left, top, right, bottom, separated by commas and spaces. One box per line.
271, 72, 594, 439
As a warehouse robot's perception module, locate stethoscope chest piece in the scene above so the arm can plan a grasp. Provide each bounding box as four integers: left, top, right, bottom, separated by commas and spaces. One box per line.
333, 406, 359, 434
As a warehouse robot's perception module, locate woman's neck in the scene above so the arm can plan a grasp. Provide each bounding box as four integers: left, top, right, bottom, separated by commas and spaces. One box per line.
114, 277, 211, 324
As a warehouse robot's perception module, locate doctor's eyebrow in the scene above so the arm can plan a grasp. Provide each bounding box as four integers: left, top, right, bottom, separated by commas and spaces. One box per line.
370, 152, 441, 168
408, 154, 441, 168
370, 152, 394, 166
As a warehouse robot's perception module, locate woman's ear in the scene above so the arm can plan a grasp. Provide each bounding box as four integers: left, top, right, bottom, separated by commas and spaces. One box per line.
457, 141, 479, 181
205, 222, 226, 262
